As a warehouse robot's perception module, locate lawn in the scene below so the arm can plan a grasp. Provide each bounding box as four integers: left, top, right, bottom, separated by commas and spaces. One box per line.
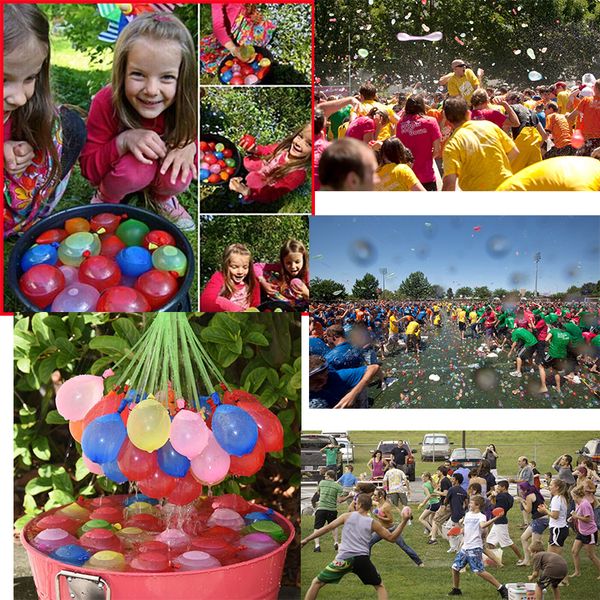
301, 432, 600, 599
4, 31, 199, 311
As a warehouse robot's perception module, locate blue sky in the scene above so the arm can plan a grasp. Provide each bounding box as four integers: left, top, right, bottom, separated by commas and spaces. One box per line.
310, 216, 600, 294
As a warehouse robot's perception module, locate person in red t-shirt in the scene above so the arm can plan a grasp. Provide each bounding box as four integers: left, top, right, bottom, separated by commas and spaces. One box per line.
567, 80, 600, 156
469, 89, 519, 133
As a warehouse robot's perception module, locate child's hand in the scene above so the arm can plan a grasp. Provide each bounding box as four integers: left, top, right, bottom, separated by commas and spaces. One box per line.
119, 129, 167, 164
259, 277, 280, 296
161, 142, 197, 184
4, 141, 35, 176
229, 177, 250, 196
527, 575, 534, 581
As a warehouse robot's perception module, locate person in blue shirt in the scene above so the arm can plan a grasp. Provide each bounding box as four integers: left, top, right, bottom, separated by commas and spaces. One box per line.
309, 355, 380, 409
337, 465, 358, 490
324, 324, 365, 370
310, 336, 329, 357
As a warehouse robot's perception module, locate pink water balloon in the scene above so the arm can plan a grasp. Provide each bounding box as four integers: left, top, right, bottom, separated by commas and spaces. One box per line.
190, 433, 230, 486
170, 409, 210, 459
83, 454, 104, 475
56, 374, 104, 421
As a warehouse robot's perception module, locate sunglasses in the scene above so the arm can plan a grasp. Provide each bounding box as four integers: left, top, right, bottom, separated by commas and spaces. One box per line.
456, 64, 466, 68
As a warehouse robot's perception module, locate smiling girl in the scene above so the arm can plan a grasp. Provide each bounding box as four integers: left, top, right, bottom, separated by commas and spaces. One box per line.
200, 243, 260, 312
80, 13, 197, 230
3, 5, 86, 237
229, 123, 311, 204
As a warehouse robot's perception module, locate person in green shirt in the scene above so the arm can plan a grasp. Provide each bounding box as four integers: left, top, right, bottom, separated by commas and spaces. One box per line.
312, 470, 344, 552
508, 327, 538, 377
538, 327, 571, 394
321, 442, 341, 470
563, 320, 584, 374
590, 334, 600, 373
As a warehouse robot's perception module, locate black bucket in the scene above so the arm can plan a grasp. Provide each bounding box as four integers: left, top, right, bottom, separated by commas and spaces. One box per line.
199, 133, 242, 186
8, 204, 195, 312
217, 46, 274, 85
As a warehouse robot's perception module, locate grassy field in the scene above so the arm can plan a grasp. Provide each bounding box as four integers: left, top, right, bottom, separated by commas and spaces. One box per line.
301, 431, 600, 599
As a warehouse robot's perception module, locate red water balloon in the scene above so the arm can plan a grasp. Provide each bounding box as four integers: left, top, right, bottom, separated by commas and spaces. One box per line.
79, 256, 122, 291
100, 234, 127, 260
117, 439, 158, 481
90, 213, 121, 234
97, 287, 151, 312
166, 471, 204, 506
124, 513, 163, 532
36, 229, 68, 244
235, 399, 284, 453
19, 264, 65, 308
89, 506, 123, 524
211, 494, 254, 516
143, 230, 176, 250
229, 436, 265, 477
138, 469, 177, 499
83, 391, 128, 430
134, 269, 178, 310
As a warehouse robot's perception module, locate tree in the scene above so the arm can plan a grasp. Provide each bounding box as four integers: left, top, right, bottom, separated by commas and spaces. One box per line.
310, 278, 347, 302
431, 284, 445, 299
492, 288, 509, 299
396, 271, 433, 299
580, 282, 596, 296
352, 273, 379, 299
446, 287, 454, 299
474, 286, 492, 299
455, 286, 473, 298
566, 285, 581, 296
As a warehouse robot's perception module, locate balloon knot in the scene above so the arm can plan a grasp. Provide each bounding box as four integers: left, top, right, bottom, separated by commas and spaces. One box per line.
102, 368, 115, 378
169, 270, 180, 279
82, 250, 91, 257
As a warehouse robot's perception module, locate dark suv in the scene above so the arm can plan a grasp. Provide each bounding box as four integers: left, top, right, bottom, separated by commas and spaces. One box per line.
301, 434, 343, 482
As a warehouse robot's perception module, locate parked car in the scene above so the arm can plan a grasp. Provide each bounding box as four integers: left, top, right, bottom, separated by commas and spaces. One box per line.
577, 438, 600, 466
449, 447, 484, 470
301, 434, 343, 481
421, 433, 453, 461
322, 431, 354, 463
373, 440, 416, 481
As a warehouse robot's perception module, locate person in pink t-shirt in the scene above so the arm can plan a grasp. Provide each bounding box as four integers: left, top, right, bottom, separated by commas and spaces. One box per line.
313, 109, 330, 192
470, 89, 519, 133
346, 108, 387, 144
569, 485, 600, 578
396, 95, 442, 190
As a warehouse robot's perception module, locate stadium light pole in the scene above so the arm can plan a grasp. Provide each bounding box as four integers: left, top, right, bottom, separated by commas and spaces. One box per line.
534, 252, 542, 297
379, 267, 387, 294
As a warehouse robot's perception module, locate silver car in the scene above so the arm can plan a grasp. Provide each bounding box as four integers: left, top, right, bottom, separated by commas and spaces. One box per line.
421, 433, 452, 461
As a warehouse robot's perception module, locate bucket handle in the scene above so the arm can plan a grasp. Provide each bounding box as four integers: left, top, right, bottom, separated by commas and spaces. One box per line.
54, 570, 111, 600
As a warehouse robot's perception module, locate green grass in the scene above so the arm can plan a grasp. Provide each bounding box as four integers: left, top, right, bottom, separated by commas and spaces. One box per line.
301, 430, 600, 598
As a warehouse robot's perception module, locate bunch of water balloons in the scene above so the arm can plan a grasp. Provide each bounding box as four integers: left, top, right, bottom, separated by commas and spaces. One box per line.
18, 213, 187, 311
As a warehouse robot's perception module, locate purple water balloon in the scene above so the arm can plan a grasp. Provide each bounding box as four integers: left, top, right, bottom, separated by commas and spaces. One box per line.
51, 283, 100, 312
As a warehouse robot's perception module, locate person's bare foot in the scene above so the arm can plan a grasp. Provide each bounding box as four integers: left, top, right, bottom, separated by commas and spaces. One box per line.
569, 572, 580, 578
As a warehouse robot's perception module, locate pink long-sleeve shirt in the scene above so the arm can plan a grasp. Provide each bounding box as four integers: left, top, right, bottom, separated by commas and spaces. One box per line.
79, 86, 165, 186
200, 270, 261, 312
243, 143, 307, 204
211, 4, 245, 48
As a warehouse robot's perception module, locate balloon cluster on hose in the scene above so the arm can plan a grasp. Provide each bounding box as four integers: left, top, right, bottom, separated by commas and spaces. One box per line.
18, 213, 187, 311
57, 374, 284, 504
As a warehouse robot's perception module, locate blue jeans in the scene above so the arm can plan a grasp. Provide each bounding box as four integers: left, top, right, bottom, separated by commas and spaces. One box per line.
369, 528, 422, 565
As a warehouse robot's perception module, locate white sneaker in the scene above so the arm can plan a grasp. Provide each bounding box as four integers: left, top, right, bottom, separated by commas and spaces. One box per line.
509, 371, 522, 378
156, 197, 195, 231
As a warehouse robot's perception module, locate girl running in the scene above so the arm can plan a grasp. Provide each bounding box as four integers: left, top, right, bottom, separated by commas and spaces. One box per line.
375, 138, 425, 191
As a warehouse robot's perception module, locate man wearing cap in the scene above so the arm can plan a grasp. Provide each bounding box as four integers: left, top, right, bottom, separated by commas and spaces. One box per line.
440, 60, 482, 104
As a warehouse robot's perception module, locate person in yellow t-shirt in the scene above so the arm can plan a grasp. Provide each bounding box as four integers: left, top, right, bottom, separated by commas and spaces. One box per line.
405, 319, 421, 354
355, 81, 399, 128
442, 97, 518, 191
554, 82, 570, 114
433, 313, 442, 328
457, 307, 467, 340
441, 59, 481, 104
496, 156, 600, 191
375, 138, 425, 191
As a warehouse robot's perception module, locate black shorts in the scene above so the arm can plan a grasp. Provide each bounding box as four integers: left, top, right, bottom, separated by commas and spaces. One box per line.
542, 354, 565, 371
575, 531, 598, 545
314, 509, 338, 530
518, 344, 536, 361
533, 341, 547, 364
428, 502, 441, 512
538, 575, 565, 590
459, 322, 466, 331
549, 525, 570, 547
350, 555, 382, 586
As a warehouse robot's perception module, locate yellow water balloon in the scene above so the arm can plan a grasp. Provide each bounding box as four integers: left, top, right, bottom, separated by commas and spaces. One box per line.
127, 398, 171, 452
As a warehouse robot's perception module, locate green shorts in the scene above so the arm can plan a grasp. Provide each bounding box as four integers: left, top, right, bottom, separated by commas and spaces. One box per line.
317, 555, 381, 585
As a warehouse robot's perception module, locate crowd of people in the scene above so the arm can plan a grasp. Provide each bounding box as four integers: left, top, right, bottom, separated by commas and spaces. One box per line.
309, 300, 600, 407
302, 447, 600, 599
314, 61, 600, 192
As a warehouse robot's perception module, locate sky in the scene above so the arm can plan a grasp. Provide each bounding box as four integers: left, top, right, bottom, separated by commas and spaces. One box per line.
310, 216, 600, 294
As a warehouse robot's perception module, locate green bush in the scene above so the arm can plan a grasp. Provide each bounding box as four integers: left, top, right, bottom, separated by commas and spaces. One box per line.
200, 88, 311, 214
199, 215, 309, 287
14, 313, 300, 531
